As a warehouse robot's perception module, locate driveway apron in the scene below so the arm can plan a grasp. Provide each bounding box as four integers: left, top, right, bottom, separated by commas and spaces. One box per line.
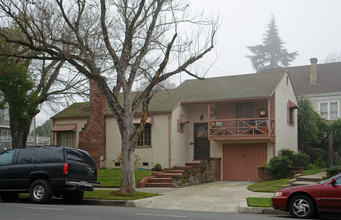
136, 181, 273, 213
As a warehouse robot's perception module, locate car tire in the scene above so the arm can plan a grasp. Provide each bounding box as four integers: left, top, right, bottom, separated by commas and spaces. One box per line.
0, 192, 19, 202
62, 190, 84, 204
289, 195, 315, 219
29, 179, 52, 204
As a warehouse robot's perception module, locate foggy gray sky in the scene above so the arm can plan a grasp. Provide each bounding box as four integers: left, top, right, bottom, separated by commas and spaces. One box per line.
186, 0, 341, 77
36, 0, 341, 125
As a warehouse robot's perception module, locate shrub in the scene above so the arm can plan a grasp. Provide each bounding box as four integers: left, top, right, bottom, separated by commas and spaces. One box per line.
153, 163, 162, 171
306, 147, 328, 168
326, 166, 341, 179
279, 149, 295, 161
291, 153, 310, 169
268, 156, 292, 179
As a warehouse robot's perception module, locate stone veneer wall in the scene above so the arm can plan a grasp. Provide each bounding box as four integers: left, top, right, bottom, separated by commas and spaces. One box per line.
172, 158, 221, 187
258, 166, 304, 181
78, 79, 106, 168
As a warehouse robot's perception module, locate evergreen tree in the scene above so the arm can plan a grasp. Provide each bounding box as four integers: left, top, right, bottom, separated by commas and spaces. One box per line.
247, 16, 298, 72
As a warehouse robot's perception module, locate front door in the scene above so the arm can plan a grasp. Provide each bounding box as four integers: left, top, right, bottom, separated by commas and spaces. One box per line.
194, 123, 210, 160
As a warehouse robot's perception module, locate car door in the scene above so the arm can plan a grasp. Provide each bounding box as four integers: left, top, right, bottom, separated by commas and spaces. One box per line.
0, 150, 16, 189
320, 176, 341, 210
10, 148, 37, 189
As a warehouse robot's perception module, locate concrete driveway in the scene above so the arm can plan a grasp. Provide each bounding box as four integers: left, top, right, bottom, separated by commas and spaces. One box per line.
135, 181, 273, 213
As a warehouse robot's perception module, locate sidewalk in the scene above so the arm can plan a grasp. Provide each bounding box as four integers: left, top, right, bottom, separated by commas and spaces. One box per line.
93, 181, 286, 214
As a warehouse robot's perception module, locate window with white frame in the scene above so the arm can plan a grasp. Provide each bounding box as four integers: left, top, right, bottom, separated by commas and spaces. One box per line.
319, 101, 339, 120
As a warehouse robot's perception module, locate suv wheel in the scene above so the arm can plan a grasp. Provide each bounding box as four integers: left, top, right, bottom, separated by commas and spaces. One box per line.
29, 179, 52, 204
289, 195, 315, 219
0, 192, 19, 202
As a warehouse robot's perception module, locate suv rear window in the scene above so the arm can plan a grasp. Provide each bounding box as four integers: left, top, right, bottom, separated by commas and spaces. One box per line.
38, 147, 64, 163
66, 149, 95, 166
0, 150, 15, 165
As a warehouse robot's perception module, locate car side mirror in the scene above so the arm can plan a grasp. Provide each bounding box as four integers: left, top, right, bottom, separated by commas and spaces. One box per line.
331, 178, 337, 185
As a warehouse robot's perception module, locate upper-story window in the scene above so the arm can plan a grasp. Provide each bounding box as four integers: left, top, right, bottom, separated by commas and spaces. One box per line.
319, 101, 339, 120
4, 109, 9, 121
287, 100, 297, 126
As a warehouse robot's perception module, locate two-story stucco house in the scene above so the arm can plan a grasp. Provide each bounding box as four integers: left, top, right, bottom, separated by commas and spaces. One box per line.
287, 58, 341, 121
51, 70, 298, 181
0, 103, 11, 151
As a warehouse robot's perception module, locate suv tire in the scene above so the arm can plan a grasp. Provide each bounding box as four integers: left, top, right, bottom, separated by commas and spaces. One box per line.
29, 179, 52, 204
0, 192, 19, 202
62, 190, 84, 204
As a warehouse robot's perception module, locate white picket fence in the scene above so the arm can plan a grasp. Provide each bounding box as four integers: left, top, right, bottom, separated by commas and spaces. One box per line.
0, 135, 51, 150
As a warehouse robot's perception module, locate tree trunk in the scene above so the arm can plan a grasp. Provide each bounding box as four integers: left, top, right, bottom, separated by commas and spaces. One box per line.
10, 120, 30, 149
329, 134, 334, 167
119, 128, 136, 193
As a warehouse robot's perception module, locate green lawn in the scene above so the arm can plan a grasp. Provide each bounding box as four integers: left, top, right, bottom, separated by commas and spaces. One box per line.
84, 190, 157, 200
247, 197, 271, 207
247, 178, 290, 192
303, 167, 325, 176
97, 169, 153, 188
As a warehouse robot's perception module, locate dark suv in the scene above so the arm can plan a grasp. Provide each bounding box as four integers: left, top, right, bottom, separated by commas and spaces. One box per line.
0, 146, 99, 204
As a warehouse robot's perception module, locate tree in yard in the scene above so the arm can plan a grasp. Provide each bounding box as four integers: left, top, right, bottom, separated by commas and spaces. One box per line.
0, 26, 87, 149
329, 119, 341, 165
246, 16, 298, 72
31, 120, 52, 138
297, 96, 325, 152
0, 0, 217, 193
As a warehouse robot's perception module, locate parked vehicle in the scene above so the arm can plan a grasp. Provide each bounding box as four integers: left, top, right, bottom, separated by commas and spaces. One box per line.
0, 146, 99, 204
271, 173, 341, 218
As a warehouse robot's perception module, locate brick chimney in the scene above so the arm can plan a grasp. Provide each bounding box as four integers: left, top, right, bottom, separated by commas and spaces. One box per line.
310, 58, 318, 84
78, 79, 107, 168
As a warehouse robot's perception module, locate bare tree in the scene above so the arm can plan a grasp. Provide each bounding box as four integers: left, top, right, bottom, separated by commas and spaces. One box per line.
324, 51, 341, 63
0, 0, 217, 193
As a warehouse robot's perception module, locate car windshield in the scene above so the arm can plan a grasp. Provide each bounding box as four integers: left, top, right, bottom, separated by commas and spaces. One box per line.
320, 173, 341, 184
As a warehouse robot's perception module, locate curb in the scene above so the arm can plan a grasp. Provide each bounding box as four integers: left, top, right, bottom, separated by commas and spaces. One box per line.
84, 198, 289, 216
238, 200, 288, 215
82, 199, 137, 207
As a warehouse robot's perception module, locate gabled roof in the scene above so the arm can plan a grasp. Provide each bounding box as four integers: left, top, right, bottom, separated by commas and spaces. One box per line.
52, 70, 286, 119
261, 62, 341, 96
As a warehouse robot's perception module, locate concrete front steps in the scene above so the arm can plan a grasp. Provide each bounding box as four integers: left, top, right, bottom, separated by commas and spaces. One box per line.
139, 163, 201, 188
282, 172, 326, 188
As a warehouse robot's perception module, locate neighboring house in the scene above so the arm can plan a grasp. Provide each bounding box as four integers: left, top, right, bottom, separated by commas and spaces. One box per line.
51, 71, 298, 181
262, 58, 341, 121
0, 104, 11, 151
289, 58, 341, 121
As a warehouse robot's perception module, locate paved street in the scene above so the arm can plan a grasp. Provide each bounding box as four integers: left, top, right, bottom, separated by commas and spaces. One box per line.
0, 202, 311, 220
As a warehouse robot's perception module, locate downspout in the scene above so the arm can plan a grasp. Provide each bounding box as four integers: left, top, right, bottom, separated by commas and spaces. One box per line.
168, 112, 172, 168
267, 97, 271, 139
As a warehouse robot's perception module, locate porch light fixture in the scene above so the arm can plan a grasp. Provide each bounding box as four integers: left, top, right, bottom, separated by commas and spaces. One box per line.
177, 114, 189, 133
200, 115, 204, 120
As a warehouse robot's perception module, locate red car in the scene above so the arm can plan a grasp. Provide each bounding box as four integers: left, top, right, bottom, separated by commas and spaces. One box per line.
271, 173, 341, 218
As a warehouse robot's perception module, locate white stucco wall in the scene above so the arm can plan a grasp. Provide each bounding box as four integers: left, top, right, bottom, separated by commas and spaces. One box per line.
170, 104, 191, 167
52, 118, 87, 147
105, 114, 169, 169
274, 73, 298, 154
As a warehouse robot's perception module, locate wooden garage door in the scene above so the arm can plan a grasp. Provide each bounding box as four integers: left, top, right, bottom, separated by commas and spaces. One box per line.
223, 144, 267, 181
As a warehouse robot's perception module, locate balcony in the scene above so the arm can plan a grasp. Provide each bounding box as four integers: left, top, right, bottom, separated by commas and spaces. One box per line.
208, 118, 275, 141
